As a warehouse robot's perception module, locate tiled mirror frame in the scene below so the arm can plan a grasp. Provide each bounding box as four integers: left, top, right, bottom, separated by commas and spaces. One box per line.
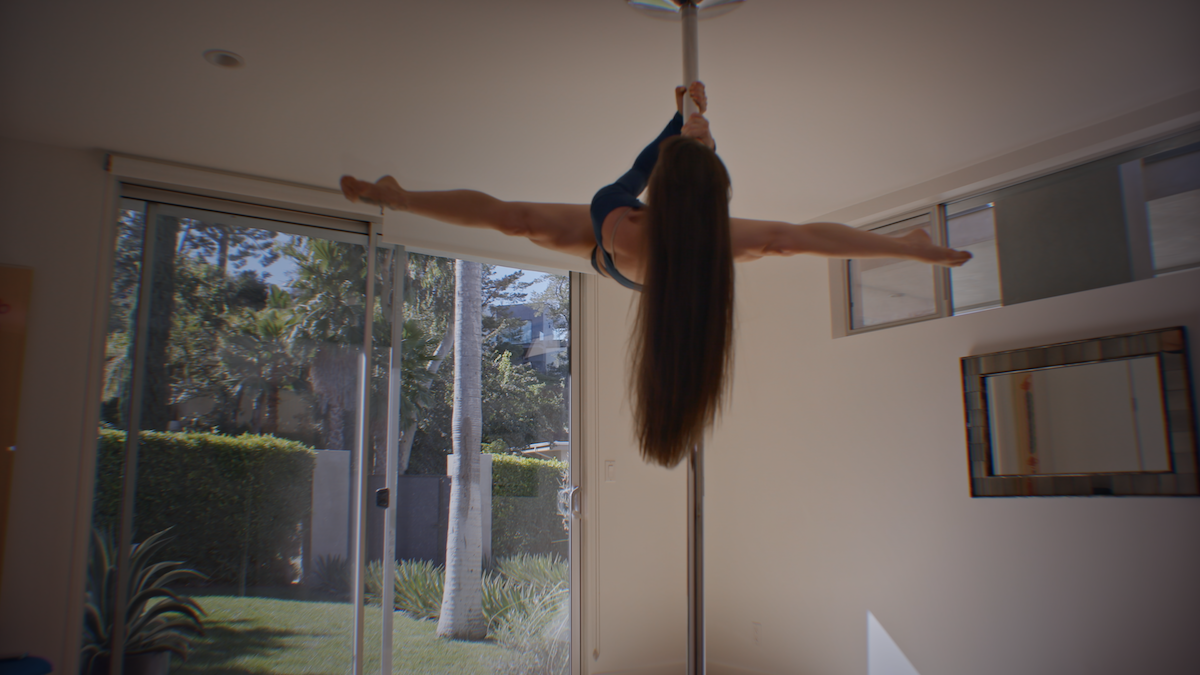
962, 326, 1199, 497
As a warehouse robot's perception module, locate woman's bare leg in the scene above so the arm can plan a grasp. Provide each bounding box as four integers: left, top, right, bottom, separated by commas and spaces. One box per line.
341, 175, 595, 259
731, 218, 972, 266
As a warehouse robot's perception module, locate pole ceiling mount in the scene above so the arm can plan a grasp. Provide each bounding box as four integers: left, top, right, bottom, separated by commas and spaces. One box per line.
626, 0, 745, 21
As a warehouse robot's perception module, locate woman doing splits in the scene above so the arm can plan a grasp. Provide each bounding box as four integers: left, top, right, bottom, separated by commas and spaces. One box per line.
340, 83, 971, 468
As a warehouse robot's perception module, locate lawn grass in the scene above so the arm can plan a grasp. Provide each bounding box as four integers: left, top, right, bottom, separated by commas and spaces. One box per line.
172, 595, 505, 674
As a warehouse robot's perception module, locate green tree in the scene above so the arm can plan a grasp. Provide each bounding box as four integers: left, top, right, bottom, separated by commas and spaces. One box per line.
481, 354, 565, 451
176, 219, 281, 277
287, 238, 368, 451
221, 288, 304, 435
397, 253, 458, 473
169, 259, 269, 433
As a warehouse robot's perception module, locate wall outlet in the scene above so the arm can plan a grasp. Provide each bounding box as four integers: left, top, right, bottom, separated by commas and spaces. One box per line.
752, 621, 761, 646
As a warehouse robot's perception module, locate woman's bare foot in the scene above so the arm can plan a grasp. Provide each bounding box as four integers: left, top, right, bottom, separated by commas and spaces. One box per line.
901, 228, 973, 267
340, 175, 410, 211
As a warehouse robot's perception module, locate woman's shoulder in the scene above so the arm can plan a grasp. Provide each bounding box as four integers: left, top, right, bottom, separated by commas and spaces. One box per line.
604, 207, 647, 261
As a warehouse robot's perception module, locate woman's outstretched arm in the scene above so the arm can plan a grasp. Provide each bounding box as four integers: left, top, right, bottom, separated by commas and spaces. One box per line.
340, 175, 596, 259
730, 218, 972, 266
339, 84, 710, 264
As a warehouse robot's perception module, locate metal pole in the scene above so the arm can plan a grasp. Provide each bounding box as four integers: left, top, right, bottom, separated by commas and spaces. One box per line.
682, 5, 704, 674
681, 2, 700, 118
350, 227, 379, 674
687, 442, 705, 675
623, 4, 745, 672
381, 245, 406, 672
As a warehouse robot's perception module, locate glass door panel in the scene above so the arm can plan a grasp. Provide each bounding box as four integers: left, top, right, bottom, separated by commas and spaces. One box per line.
85, 198, 371, 674
384, 257, 572, 673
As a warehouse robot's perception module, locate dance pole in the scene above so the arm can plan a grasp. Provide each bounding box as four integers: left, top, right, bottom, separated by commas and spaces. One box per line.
623, 3, 744, 673
681, 2, 700, 118
687, 440, 705, 674
679, 3, 704, 673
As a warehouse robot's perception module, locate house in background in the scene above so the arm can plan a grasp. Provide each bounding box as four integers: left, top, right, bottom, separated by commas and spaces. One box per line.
493, 302, 569, 374
1, 1, 1198, 674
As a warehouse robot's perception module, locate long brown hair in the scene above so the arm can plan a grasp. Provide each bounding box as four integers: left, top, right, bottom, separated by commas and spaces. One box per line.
631, 135, 734, 467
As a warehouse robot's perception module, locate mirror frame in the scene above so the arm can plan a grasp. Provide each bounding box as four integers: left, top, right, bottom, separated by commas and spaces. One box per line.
962, 326, 1198, 497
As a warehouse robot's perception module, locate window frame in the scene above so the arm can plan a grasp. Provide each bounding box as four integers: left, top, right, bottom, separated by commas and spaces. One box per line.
831, 126, 1200, 338
831, 205, 952, 336
94, 155, 586, 675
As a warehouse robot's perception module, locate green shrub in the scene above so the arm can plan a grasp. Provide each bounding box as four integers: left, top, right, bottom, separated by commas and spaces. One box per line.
82, 527, 207, 673
93, 429, 316, 587
494, 552, 567, 588
363, 552, 567, 648
490, 584, 570, 675
365, 559, 444, 620
483, 574, 532, 631
491, 455, 568, 561
486, 553, 568, 642
312, 554, 351, 596
491, 454, 552, 498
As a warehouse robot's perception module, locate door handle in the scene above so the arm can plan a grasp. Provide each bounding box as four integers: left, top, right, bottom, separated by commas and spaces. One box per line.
557, 485, 581, 518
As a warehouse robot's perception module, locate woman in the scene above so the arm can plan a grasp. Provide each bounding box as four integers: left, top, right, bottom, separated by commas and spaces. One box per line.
341, 83, 970, 467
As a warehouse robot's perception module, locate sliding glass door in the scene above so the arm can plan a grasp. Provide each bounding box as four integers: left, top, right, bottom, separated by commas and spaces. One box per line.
84, 189, 574, 674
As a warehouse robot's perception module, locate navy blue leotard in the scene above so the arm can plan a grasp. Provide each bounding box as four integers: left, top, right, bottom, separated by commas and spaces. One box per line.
589, 112, 685, 292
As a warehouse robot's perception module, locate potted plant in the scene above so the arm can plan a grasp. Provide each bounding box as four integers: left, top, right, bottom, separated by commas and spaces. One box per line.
80, 527, 206, 675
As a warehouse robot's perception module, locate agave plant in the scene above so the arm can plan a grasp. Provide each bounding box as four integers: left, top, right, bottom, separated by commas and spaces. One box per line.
365, 559, 444, 619
81, 528, 207, 673
311, 553, 352, 596
362, 554, 569, 642
494, 553, 567, 588
491, 584, 570, 675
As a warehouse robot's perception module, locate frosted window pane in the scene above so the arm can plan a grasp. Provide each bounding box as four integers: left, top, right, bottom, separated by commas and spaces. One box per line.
1148, 189, 1200, 272
848, 216, 937, 329
947, 205, 1001, 313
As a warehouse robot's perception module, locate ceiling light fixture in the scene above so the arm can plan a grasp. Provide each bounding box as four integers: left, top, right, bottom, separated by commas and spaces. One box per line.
203, 49, 245, 69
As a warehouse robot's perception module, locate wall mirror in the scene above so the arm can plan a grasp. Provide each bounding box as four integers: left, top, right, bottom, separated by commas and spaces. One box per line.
962, 327, 1198, 497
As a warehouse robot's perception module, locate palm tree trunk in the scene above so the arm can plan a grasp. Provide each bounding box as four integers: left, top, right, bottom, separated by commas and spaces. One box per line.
139, 216, 178, 431
436, 260, 486, 640
311, 347, 357, 450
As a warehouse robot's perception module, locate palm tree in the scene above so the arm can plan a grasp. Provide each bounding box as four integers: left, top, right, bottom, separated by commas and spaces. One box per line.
287, 238, 368, 451
220, 288, 303, 434
436, 260, 487, 640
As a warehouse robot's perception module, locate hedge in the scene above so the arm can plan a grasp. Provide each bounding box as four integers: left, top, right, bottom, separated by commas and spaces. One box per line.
490, 454, 568, 561
94, 429, 316, 587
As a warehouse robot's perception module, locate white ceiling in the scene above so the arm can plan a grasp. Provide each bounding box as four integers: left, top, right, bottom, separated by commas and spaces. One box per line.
2, 0, 1198, 226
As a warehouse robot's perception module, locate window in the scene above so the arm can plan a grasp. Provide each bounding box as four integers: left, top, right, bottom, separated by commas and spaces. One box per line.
945, 203, 1001, 314
1127, 142, 1200, 275
835, 128, 1200, 335
848, 213, 942, 329
86, 187, 575, 673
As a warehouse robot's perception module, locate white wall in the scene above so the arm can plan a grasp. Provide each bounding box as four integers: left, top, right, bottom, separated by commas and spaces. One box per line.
580, 281, 689, 674
0, 136, 111, 672
579, 250, 1200, 675
704, 254, 1200, 675
577, 98, 1200, 675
